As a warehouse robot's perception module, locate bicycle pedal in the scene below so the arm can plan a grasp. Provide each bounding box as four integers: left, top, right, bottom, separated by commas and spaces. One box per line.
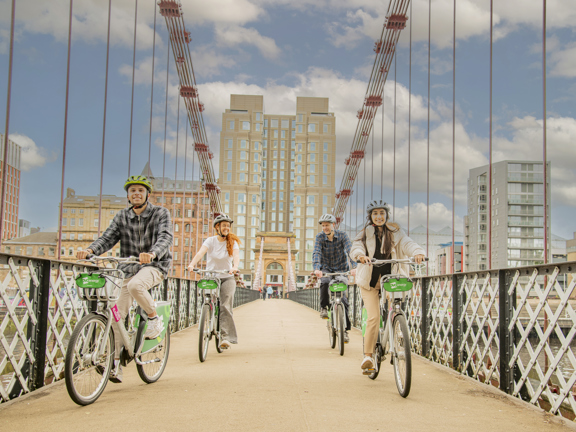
363, 368, 376, 375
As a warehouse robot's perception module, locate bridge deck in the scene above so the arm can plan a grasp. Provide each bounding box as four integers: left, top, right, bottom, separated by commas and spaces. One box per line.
0, 299, 571, 432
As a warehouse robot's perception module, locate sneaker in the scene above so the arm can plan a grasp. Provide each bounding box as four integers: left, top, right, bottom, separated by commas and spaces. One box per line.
145, 316, 164, 340
344, 331, 349, 344
109, 365, 123, 384
219, 339, 231, 350
320, 308, 328, 319
361, 356, 374, 370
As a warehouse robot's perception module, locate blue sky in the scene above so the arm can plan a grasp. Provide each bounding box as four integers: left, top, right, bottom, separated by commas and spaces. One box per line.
0, 0, 575, 239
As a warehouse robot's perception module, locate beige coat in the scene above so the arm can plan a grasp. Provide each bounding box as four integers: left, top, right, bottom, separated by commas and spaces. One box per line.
349, 225, 425, 290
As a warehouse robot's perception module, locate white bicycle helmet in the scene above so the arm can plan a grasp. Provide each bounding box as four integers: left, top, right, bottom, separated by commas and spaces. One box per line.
213, 213, 233, 227
318, 214, 337, 224
366, 200, 391, 214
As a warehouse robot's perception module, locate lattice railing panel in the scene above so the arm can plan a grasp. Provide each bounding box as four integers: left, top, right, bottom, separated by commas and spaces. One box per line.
460, 272, 500, 385
0, 258, 39, 401
510, 267, 576, 419
177, 280, 189, 331
427, 276, 453, 367
407, 278, 423, 355
44, 264, 88, 384
188, 282, 197, 326
166, 278, 178, 332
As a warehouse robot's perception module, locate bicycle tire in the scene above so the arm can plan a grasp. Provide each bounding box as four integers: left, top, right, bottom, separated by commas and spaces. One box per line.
392, 314, 412, 398
198, 304, 211, 362
337, 303, 345, 356
65, 313, 113, 406
328, 307, 336, 349
137, 326, 171, 383
369, 340, 383, 380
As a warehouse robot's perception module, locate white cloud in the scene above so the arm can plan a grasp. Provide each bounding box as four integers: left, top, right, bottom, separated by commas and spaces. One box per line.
8, 133, 54, 171
549, 41, 576, 78
393, 202, 464, 233
214, 24, 281, 60
493, 115, 576, 206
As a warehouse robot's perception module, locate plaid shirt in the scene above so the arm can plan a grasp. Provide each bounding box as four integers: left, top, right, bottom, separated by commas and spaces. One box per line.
88, 202, 173, 278
312, 229, 356, 273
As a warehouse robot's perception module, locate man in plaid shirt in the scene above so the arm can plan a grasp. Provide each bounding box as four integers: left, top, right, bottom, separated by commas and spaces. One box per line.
313, 214, 357, 343
77, 175, 173, 383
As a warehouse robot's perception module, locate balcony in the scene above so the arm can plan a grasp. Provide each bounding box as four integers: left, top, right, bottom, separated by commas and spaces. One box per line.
507, 173, 544, 183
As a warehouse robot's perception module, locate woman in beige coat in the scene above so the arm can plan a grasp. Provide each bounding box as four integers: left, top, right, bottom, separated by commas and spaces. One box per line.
349, 200, 425, 372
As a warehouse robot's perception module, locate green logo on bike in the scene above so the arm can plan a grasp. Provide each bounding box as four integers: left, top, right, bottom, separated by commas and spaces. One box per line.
75, 273, 106, 289
382, 278, 413, 293
198, 280, 218, 290
329, 283, 347, 292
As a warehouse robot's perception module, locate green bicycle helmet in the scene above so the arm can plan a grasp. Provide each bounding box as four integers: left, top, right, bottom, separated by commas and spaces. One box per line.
124, 175, 153, 192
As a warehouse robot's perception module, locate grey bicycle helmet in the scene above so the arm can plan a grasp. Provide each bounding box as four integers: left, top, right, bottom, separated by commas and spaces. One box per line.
366, 200, 391, 214
318, 214, 337, 224
213, 213, 233, 227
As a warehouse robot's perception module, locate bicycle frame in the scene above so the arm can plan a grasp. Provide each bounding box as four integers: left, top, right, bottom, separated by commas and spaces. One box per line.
77, 257, 168, 365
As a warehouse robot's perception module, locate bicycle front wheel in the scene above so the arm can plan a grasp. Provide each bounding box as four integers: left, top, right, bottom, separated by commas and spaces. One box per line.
337, 303, 345, 356
198, 304, 211, 362
137, 326, 170, 383
328, 308, 336, 349
392, 314, 412, 397
65, 313, 114, 406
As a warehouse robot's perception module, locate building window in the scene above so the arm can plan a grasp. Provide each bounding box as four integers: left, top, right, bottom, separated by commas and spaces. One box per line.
308, 124, 316, 133
229, 120, 235, 130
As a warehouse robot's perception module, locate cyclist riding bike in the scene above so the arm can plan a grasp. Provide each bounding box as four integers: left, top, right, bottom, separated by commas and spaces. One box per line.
349, 200, 425, 373
76, 175, 173, 383
188, 213, 240, 349
313, 213, 356, 344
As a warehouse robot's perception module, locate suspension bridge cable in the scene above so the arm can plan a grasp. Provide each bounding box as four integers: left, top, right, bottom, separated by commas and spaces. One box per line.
56, 0, 73, 260
182, 123, 187, 277
543, 0, 548, 264
426, 0, 431, 272
161, 46, 170, 201
393, 53, 397, 221
489, 0, 493, 269
171, 95, 180, 275
381, 90, 384, 199
408, 0, 412, 235
371, 120, 374, 201
97, 0, 113, 237
452, 0, 456, 273
148, 3, 157, 168
128, 0, 138, 176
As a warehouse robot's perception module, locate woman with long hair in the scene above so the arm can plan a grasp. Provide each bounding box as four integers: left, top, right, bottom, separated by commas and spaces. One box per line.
188, 213, 241, 349
349, 200, 425, 373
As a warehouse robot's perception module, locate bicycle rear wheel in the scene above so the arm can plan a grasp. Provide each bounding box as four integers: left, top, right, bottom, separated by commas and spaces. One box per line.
198, 304, 211, 362
137, 326, 170, 383
328, 307, 336, 349
337, 303, 345, 356
369, 340, 383, 380
65, 313, 113, 406
392, 314, 412, 397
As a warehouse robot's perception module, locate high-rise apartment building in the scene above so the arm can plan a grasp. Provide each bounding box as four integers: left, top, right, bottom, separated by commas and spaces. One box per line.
0, 134, 22, 240
219, 95, 336, 284
464, 160, 551, 271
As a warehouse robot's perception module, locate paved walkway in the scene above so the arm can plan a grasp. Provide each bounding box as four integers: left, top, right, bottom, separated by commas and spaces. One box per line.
1, 299, 573, 432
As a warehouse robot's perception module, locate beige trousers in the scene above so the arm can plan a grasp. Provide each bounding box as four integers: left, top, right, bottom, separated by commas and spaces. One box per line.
360, 285, 381, 355
113, 266, 164, 357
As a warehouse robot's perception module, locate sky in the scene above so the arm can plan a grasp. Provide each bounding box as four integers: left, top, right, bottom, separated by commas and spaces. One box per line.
0, 0, 575, 240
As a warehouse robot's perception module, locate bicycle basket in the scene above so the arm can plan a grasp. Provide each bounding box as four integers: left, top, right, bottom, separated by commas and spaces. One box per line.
329, 282, 347, 292
381, 277, 413, 293
198, 279, 218, 290
76, 271, 123, 301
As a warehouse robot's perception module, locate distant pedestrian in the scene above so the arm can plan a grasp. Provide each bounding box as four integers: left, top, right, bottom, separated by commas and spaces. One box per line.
263, 286, 266, 301
267, 286, 273, 299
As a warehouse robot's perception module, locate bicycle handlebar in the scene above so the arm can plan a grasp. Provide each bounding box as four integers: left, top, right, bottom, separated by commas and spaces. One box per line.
193, 268, 233, 275
356, 257, 429, 265
78, 255, 140, 264
322, 271, 350, 277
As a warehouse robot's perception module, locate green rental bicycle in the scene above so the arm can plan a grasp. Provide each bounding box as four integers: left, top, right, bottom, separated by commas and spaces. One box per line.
65, 256, 170, 405
194, 268, 230, 362
323, 272, 350, 356
362, 257, 426, 398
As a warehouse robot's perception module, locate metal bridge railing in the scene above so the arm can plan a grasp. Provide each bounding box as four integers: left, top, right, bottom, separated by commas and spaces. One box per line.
0, 253, 259, 403
289, 261, 576, 422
